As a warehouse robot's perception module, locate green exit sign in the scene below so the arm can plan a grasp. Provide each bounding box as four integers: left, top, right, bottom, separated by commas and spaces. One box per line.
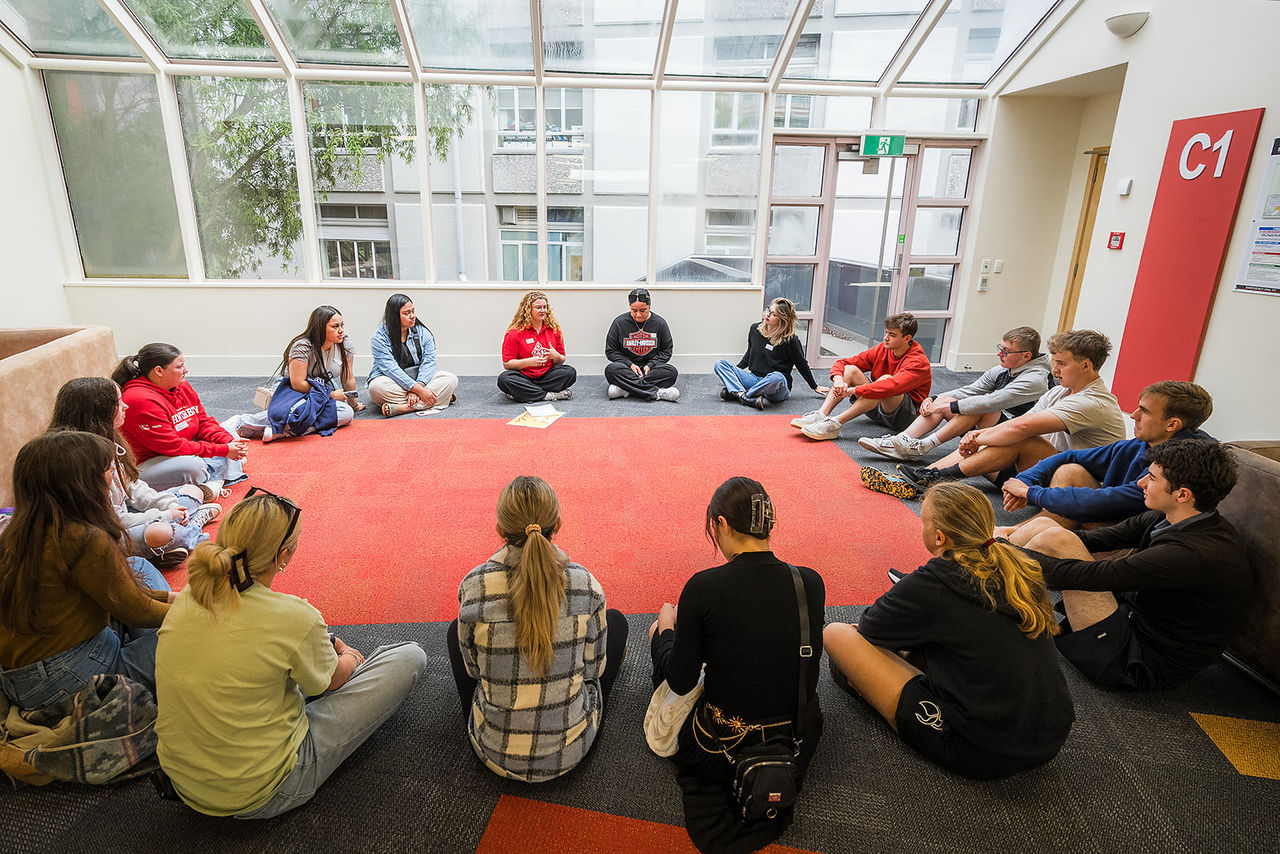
861, 134, 905, 156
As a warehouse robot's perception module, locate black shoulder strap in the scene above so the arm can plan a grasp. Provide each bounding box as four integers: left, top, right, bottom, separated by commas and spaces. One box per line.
788, 564, 812, 751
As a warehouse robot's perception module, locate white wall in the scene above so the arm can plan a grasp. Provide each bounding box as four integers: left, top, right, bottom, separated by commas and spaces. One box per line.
0, 56, 70, 327
964, 0, 1280, 440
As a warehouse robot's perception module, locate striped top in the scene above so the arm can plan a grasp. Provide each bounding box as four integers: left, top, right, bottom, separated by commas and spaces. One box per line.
456, 545, 608, 781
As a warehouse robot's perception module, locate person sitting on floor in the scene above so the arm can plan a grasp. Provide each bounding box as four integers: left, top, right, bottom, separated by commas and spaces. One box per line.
825, 481, 1073, 779
368, 293, 459, 417
48, 377, 222, 568
0, 432, 171, 712
859, 326, 1050, 461
999, 381, 1214, 531
448, 476, 627, 781
713, 297, 824, 410
605, 287, 681, 402
793, 312, 932, 441
862, 329, 1126, 500
1013, 439, 1252, 691
115, 343, 248, 493
498, 291, 577, 403
155, 490, 428, 818
650, 477, 825, 853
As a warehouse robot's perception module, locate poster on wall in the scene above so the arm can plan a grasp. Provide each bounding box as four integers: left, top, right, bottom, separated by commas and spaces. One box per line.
1233, 137, 1280, 296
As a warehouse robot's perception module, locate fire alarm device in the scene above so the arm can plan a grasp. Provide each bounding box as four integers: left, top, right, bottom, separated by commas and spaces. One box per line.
1108, 232, 1125, 250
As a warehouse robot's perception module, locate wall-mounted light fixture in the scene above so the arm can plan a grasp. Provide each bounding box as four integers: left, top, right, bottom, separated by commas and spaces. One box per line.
1105, 12, 1150, 38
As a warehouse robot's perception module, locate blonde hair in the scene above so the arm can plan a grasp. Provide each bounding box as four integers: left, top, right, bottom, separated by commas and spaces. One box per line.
507, 291, 561, 332
496, 476, 566, 676
923, 482, 1058, 639
185, 495, 301, 613
759, 298, 797, 346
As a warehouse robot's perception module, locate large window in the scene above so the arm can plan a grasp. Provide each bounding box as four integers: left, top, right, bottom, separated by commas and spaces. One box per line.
500, 207, 583, 282
497, 86, 584, 149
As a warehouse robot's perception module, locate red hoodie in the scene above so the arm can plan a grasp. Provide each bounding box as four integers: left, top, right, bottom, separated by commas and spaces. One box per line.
830, 340, 932, 403
120, 377, 233, 463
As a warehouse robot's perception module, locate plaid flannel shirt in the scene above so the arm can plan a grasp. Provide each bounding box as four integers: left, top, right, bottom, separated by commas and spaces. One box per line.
456, 546, 608, 782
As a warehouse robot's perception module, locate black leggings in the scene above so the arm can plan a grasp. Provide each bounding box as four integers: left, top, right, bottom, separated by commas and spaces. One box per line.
446, 609, 629, 723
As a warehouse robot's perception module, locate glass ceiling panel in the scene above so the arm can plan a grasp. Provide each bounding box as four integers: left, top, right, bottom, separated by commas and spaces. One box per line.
123, 1, 276, 63
785, 0, 926, 82
261, 0, 406, 66
664, 1, 793, 79
405, 0, 532, 72
0, 0, 140, 57
541, 0, 665, 75
900, 0, 1058, 85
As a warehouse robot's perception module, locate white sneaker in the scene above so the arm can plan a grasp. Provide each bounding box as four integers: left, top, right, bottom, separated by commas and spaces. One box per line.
858, 434, 906, 461
607, 384, 628, 399
790, 410, 824, 429
801, 417, 842, 441
546, 389, 573, 401
892, 434, 928, 462
656, 387, 680, 402
190, 503, 222, 529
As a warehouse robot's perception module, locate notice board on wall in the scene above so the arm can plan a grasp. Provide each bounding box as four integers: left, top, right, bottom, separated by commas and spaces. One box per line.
1110, 108, 1264, 409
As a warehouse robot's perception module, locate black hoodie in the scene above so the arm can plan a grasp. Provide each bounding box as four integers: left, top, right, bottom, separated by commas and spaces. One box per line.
859, 556, 1074, 764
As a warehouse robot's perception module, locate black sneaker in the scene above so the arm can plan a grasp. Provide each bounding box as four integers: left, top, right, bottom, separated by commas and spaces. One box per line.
742, 395, 766, 410
719, 388, 741, 402
887, 567, 905, 585
896, 464, 953, 491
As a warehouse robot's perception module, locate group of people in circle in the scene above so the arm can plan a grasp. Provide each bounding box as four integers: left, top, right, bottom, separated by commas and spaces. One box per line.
5, 288, 1240, 854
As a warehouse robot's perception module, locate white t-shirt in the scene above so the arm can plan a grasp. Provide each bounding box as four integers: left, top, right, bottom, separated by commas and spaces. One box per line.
1028, 376, 1127, 452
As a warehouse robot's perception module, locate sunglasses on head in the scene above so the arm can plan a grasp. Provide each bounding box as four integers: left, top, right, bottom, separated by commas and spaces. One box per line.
245, 486, 302, 560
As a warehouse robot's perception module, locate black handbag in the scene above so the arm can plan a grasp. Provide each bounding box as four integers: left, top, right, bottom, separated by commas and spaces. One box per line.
729, 564, 813, 822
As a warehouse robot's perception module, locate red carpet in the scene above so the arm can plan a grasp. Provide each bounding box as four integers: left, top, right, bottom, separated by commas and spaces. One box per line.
167, 416, 930, 625
477, 795, 817, 853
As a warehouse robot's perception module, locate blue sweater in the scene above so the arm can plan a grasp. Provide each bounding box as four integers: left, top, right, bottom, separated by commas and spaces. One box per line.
1020, 428, 1211, 522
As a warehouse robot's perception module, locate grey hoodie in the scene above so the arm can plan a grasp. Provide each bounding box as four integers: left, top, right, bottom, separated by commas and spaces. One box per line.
947, 353, 1053, 418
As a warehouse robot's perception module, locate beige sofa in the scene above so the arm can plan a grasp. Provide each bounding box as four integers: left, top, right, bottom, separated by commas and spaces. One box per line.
0, 327, 119, 507
1220, 442, 1280, 692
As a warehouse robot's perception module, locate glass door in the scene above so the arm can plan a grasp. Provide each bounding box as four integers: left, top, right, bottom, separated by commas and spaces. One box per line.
767, 138, 976, 366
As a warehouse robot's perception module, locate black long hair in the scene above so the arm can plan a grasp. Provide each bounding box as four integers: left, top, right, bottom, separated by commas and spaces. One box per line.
276, 305, 353, 386
705, 476, 775, 544
382, 293, 425, 368
110, 343, 181, 387
0, 432, 128, 634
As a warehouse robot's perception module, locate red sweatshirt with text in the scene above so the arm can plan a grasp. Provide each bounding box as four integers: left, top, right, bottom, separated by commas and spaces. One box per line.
830, 340, 932, 403
120, 377, 233, 463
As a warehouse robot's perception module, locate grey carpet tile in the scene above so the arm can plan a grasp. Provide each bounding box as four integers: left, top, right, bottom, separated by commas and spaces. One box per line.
7, 614, 1277, 854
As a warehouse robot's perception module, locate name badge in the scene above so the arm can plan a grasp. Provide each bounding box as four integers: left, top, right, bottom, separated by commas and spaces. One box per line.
174, 420, 190, 432
526, 338, 534, 344
764, 343, 774, 351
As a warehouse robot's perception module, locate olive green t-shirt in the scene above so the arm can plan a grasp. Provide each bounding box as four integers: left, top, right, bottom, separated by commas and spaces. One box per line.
155, 585, 337, 816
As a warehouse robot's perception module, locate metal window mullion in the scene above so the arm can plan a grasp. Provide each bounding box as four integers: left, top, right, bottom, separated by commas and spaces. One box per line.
293, 66, 413, 83
765, 0, 815, 91
155, 71, 205, 280
528, 0, 548, 285
645, 87, 660, 285
244, 0, 298, 74
27, 67, 82, 282
96, 0, 165, 72
0, 20, 32, 66
413, 79, 436, 282
286, 78, 323, 282
389, 0, 422, 79
752, 89, 777, 290
879, 0, 953, 97
653, 0, 679, 83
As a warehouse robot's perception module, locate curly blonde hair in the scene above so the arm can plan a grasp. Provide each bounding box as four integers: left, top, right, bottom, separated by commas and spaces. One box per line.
508, 291, 561, 332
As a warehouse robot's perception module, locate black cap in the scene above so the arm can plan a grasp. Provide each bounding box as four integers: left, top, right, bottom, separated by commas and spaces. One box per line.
628, 288, 651, 305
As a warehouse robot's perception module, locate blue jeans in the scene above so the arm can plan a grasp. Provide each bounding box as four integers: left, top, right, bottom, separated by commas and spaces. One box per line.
236, 642, 428, 820
0, 557, 170, 710
713, 360, 791, 404
123, 490, 208, 553
138, 455, 245, 490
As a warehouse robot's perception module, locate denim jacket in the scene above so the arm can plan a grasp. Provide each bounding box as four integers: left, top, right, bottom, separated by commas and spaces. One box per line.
369, 323, 437, 391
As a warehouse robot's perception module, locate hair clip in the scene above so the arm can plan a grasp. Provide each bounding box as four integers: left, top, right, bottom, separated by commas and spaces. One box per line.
229, 549, 253, 592
749, 494, 774, 534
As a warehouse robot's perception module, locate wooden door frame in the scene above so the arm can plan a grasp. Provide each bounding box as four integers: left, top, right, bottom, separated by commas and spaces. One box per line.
1059, 147, 1109, 331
